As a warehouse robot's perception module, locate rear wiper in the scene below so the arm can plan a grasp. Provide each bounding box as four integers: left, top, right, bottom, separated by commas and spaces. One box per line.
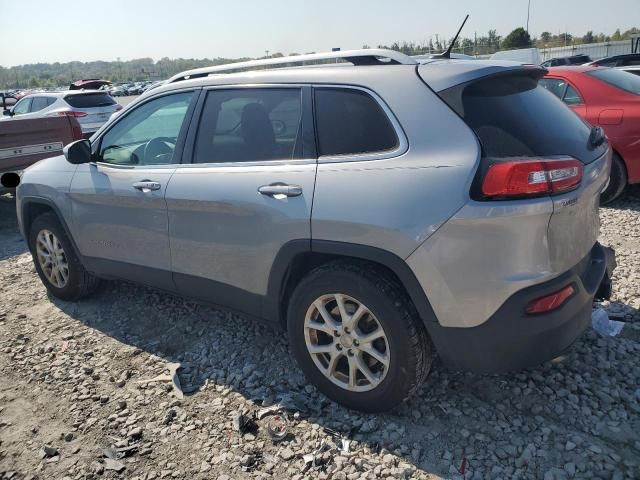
588, 126, 606, 148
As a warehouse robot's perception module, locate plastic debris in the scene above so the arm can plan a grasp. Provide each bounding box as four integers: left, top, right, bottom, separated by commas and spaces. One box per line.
103, 445, 138, 460
266, 415, 288, 442
257, 405, 282, 420
135, 362, 184, 399
322, 426, 340, 438
592, 308, 624, 337
232, 411, 258, 435
341, 438, 351, 453
302, 439, 332, 471
39, 446, 58, 459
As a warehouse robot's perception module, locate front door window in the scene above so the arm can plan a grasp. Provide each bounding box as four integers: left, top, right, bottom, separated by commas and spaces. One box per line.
98, 91, 194, 166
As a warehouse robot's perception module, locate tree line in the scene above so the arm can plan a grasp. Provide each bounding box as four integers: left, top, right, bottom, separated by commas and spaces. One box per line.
372, 27, 639, 57
1, 27, 637, 89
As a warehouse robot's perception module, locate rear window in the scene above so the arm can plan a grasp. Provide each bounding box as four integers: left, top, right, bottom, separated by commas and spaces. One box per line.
30, 97, 52, 112
441, 73, 606, 163
63, 92, 116, 108
586, 68, 640, 95
314, 88, 398, 157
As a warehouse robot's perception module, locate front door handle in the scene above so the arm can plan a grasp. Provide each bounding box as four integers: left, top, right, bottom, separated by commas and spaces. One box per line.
258, 183, 303, 197
133, 180, 161, 192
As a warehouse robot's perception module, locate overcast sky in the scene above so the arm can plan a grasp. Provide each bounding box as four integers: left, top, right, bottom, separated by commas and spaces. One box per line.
1, 0, 638, 67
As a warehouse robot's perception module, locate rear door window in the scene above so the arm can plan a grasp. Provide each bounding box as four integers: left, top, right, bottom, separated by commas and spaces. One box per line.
30, 97, 51, 112
64, 93, 116, 108
193, 88, 302, 163
314, 88, 398, 157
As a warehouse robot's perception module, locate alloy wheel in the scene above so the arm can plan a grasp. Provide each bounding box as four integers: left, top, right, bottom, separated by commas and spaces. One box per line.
303, 294, 390, 392
36, 229, 69, 288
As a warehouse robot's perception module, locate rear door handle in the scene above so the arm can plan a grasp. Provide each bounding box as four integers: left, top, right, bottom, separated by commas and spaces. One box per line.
258, 183, 303, 197
133, 180, 161, 192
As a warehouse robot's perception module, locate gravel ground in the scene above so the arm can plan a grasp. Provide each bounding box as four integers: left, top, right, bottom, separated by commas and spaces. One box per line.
0, 187, 639, 480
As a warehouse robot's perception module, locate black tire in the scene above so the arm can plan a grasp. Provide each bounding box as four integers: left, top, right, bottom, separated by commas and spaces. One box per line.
29, 212, 100, 301
287, 261, 432, 412
600, 154, 627, 205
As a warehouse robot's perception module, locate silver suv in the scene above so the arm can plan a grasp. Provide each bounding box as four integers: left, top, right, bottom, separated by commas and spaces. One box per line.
14, 50, 615, 412
2, 90, 122, 136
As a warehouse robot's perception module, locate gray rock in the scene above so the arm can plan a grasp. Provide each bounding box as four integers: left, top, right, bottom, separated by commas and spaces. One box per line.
280, 448, 295, 461
103, 458, 125, 472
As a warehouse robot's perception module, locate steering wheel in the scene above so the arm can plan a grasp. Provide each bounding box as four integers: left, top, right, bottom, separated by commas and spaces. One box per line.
143, 137, 176, 164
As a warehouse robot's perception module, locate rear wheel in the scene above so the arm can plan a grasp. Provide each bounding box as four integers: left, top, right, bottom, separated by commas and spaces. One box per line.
600, 154, 627, 205
287, 261, 432, 412
29, 212, 100, 301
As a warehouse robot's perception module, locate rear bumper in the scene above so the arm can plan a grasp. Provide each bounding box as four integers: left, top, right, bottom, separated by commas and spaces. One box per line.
426, 242, 614, 373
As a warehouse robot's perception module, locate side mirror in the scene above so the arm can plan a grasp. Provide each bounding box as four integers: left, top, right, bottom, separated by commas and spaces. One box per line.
3, 109, 12, 116
63, 139, 92, 164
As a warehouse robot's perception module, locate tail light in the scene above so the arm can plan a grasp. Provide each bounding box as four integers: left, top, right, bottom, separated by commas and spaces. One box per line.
57, 111, 88, 118
115, 104, 123, 111
526, 284, 575, 314
481, 157, 583, 199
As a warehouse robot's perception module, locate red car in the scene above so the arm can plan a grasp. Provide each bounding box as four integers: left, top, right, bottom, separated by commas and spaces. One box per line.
541, 66, 640, 203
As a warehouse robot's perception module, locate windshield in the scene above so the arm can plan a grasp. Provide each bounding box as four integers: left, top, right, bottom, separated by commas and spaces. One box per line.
587, 68, 640, 95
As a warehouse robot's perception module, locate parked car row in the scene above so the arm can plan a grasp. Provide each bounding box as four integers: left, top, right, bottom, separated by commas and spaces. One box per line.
103, 81, 157, 96
541, 53, 640, 68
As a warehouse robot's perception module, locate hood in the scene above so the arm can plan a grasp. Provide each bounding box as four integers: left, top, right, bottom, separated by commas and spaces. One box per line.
25, 154, 78, 174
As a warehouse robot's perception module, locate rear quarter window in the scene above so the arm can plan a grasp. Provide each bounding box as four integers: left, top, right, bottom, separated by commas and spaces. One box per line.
63, 93, 116, 108
314, 88, 398, 157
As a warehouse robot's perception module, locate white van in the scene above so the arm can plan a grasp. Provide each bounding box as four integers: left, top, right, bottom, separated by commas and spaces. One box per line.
491, 48, 542, 64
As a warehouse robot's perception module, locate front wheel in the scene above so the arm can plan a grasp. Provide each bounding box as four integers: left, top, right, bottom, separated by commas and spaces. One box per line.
600, 154, 627, 205
29, 212, 100, 301
287, 262, 432, 412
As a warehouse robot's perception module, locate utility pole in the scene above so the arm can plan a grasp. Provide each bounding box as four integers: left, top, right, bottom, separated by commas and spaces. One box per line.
526, 0, 531, 34
474, 31, 477, 57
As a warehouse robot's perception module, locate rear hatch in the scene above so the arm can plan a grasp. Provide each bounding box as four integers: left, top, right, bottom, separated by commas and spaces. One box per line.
63, 92, 118, 131
428, 65, 610, 273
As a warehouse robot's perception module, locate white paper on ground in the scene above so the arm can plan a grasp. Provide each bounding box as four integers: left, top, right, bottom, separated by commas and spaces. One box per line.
592, 308, 624, 337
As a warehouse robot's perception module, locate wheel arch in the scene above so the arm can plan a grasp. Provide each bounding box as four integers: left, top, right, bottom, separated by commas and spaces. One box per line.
20, 197, 80, 257
266, 239, 440, 330
611, 148, 629, 180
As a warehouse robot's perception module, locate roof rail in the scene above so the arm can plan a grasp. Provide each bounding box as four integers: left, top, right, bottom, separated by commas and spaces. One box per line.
167, 49, 418, 83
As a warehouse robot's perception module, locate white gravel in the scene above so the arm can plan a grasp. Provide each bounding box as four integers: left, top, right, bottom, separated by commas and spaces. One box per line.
0, 187, 639, 480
